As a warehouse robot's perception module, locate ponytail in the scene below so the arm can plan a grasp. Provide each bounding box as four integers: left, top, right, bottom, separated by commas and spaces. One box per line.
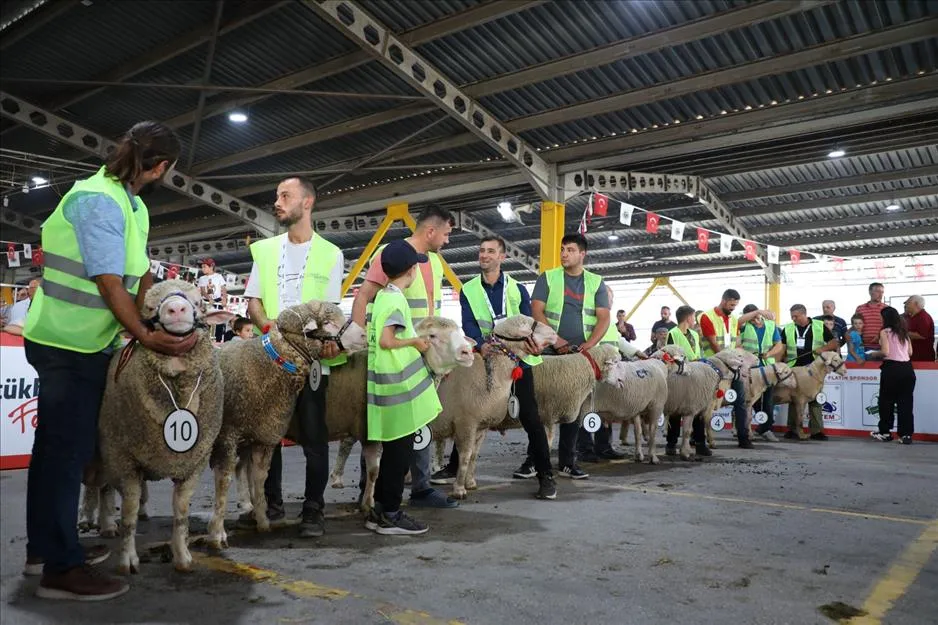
104, 121, 180, 185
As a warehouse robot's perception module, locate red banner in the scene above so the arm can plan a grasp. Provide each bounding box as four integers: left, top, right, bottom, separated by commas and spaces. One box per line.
744, 241, 757, 261
646, 212, 660, 234
593, 193, 608, 217
789, 249, 801, 265
696, 228, 709, 252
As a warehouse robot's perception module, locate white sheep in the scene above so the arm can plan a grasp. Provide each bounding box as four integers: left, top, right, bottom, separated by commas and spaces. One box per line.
207, 301, 366, 548
93, 280, 234, 574
652, 346, 744, 460
772, 352, 847, 439
429, 315, 557, 499
591, 357, 676, 464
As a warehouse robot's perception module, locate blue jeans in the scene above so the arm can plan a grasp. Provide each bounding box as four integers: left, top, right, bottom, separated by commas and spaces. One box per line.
731, 377, 750, 442
24, 339, 111, 574
410, 445, 432, 494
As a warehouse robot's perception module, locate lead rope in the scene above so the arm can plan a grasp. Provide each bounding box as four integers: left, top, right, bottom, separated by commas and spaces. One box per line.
157, 372, 203, 411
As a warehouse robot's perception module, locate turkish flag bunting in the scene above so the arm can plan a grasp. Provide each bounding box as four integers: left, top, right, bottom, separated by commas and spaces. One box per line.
577, 216, 587, 235
646, 212, 660, 234
32, 246, 43, 266
914, 263, 926, 279
874, 261, 886, 279
744, 240, 757, 261
593, 193, 608, 217
696, 228, 709, 252
789, 249, 801, 265
833, 257, 844, 272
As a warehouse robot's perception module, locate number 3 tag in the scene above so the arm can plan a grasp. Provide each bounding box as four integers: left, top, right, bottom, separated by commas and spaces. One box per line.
164, 409, 199, 453
309, 361, 322, 391
507, 395, 520, 420
724, 389, 737, 403
413, 425, 432, 451
583, 412, 601, 433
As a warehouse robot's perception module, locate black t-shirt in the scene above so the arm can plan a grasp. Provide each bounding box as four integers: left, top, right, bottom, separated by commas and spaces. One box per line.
782, 323, 834, 366
651, 320, 676, 335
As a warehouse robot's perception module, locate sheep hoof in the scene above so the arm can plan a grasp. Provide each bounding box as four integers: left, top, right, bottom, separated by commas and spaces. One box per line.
77, 521, 92, 533
680, 453, 692, 461
137, 512, 150, 522
465, 481, 478, 491
649, 455, 660, 465
117, 559, 139, 576
100, 527, 119, 539
634, 454, 645, 463
174, 558, 194, 573
451, 489, 468, 500
331, 480, 344, 489
256, 522, 271, 534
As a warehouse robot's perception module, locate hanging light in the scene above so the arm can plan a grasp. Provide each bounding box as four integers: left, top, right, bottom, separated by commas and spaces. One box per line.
827, 148, 846, 158
885, 203, 901, 211
228, 112, 248, 123
31, 176, 48, 185
496, 201, 514, 222
608, 234, 619, 242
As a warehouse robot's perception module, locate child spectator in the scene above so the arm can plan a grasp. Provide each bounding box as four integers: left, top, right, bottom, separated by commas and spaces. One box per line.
229, 317, 254, 341
365, 240, 440, 535
846, 314, 867, 363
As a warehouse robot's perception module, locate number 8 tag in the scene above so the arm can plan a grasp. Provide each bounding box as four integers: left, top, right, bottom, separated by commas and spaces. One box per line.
413, 425, 432, 451
164, 409, 199, 453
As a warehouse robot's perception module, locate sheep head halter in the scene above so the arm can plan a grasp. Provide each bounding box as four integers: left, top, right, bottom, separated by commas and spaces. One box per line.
491, 319, 540, 356
145, 290, 204, 337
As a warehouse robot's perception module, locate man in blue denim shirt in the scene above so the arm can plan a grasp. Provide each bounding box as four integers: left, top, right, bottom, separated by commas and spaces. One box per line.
430, 236, 556, 500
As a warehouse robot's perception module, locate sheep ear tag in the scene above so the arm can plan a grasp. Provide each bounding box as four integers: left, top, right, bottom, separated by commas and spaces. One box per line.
507, 395, 520, 420
724, 389, 737, 403
583, 412, 601, 433
754, 411, 769, 425
163, 409, 199, 454
413, 425, 432, 451
308, 361, 322, 391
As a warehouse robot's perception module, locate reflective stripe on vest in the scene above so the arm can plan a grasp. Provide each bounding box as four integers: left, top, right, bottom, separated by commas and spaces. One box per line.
701, 308, 739, 358
463, 273, 542, 366
667, 326, 701, 361
249, 232, 347, 367
366, 288, 441, 441
783, 320, 825, 366
741, 320, 777, 364
544, 267, 613, 343
23, 166, 149, 353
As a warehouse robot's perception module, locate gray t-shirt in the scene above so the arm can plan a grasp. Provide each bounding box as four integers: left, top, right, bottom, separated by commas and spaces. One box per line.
531, 272, 610, 345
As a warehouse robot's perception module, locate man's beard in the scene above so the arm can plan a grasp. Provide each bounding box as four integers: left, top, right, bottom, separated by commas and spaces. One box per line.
277, 209, 301, 227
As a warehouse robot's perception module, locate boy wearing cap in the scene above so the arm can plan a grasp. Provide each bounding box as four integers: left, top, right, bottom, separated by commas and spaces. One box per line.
365, 240, 440, 535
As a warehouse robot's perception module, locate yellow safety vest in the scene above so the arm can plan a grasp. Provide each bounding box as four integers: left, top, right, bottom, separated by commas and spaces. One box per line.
701, 308, 739, 358
667, 326, 701, 361
24, 166, 149, 353
366, 287, 441, 441
543, 267, 616, 345
741, 320, 777, 364
783, 320, 825, 366
462, 273, 542, 366
367, 243, 443, 325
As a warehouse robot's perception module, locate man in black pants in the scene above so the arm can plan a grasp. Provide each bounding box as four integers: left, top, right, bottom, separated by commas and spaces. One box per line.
430, 236, 556, 499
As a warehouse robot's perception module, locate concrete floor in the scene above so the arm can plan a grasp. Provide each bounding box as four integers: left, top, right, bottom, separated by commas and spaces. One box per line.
1, 431, 936, 625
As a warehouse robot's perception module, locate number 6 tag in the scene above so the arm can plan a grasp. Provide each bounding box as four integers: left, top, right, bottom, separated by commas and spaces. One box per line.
164, 409, 199, 453
413, 425, 432, 451
583, 412, 601, 433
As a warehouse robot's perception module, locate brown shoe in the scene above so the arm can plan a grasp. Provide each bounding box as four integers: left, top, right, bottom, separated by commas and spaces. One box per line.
36, 565, 129, 601
24, 545, 111, 577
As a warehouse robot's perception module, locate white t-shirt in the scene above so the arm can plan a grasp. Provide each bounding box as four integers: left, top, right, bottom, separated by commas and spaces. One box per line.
244, 238, 344, 373
4, 298, 30, 328
198, 273, 227, 303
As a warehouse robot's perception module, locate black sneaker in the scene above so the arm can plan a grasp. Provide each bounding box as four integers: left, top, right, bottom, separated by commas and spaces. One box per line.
370, 510, 429, 536
783, 431, 800, 440
738, 439, 754, 450
557, 464, 589, 479
512, 459, 536, 479
597, 447, 627, 460
536, 475, 557, 500
578, 451, 602, 463
695, 443, 713, 457
870, 432, 893, 442
901, 436, 912, 445
299, 506, 325, 538
237, 500, 285, 528
809, 432, 829, 441
665, 446, 677, 456
429, 467, 457, 485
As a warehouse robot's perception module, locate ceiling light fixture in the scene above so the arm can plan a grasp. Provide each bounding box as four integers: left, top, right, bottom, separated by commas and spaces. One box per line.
608, 234, 619, 242
32, 176, 48, 185
228, 112, 248, 123
496, 201, 514, 222
827, 149, 846, 158
885, 203, 901, 211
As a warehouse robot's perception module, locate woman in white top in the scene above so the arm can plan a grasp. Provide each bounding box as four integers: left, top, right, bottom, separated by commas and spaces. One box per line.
871, 306, 915, 444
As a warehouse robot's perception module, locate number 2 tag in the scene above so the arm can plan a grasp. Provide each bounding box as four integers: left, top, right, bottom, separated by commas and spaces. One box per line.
507, 395, 520, 419
164, 409, 199, 453
583, 412, 601, 433
413, 425, 432, 451
754, 411, 769, 425
309, 361, 322, 391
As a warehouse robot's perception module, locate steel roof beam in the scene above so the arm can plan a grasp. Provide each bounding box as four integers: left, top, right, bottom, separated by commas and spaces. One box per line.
147, 237, 251, 263
1, 208, 42, 237
163, 0, 543, 131
0, 92, 278, 236
718, 164, 938, 203
0, 0, 79, 51
304, 0, 553, 199
734, 185, 938, 218
749, 207, 938, 235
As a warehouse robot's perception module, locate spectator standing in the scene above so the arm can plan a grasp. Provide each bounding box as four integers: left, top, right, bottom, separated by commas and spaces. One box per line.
815, 300, 847, 344
903, 296, 935, 362
845, 314, 867, 363
198, 258, 228, 342
855, 283, 886, 350
1, 279, 39, 336
616, 309, 636, 342
650, 306, 676, 341
871, 307, 915, 444
644, 326, 669, 357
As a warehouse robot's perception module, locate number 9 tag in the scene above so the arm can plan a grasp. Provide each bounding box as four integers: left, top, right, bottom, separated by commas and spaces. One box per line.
583, 412, 601, 433
413, 425, 432, 451
309, 361, 322, 391
164, 409, 199, 453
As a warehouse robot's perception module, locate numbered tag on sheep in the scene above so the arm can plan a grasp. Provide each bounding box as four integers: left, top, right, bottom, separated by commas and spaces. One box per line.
754, 411, 769, 425
163, 409, 199, 453
583, 412, 601, 433
815, 392, 827, 404
710, 415, 726, 432
658, 414, 665, 428
413, 425, 432, 451
309, 361, 322, 391
724, 389, 737, 403
507, 395, 520, 420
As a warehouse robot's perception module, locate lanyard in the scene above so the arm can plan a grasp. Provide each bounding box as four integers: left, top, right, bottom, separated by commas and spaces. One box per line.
483, 274, 509, 323
279, 237, 312, 305
796, 325, 808, 340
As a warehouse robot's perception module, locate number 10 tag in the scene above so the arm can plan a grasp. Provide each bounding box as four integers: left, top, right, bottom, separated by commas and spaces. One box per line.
164, 409, 199, 453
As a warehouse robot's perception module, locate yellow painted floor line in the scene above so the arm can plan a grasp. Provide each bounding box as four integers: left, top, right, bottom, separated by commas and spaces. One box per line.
846, 519, 938, 625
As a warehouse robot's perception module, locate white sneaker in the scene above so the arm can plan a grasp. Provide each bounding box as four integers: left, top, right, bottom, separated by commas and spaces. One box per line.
760, 430, 779, 443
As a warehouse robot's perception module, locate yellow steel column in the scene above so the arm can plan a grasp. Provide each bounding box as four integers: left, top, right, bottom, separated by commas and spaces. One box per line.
661, 276, 691, 307
766, 277, 781, 320
623, 278, 660, 322
539, 201, 565, 273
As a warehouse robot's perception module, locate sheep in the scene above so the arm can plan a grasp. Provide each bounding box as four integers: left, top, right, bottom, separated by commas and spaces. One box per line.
772, 352, 847, 439
77, 481, 148, 536
428, 315, 557, 499
588, 357, 676, 464
93, 280, 235, 574
242, 317, 475, 517
206, 301, 367, 549
652, 346, 745, 460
